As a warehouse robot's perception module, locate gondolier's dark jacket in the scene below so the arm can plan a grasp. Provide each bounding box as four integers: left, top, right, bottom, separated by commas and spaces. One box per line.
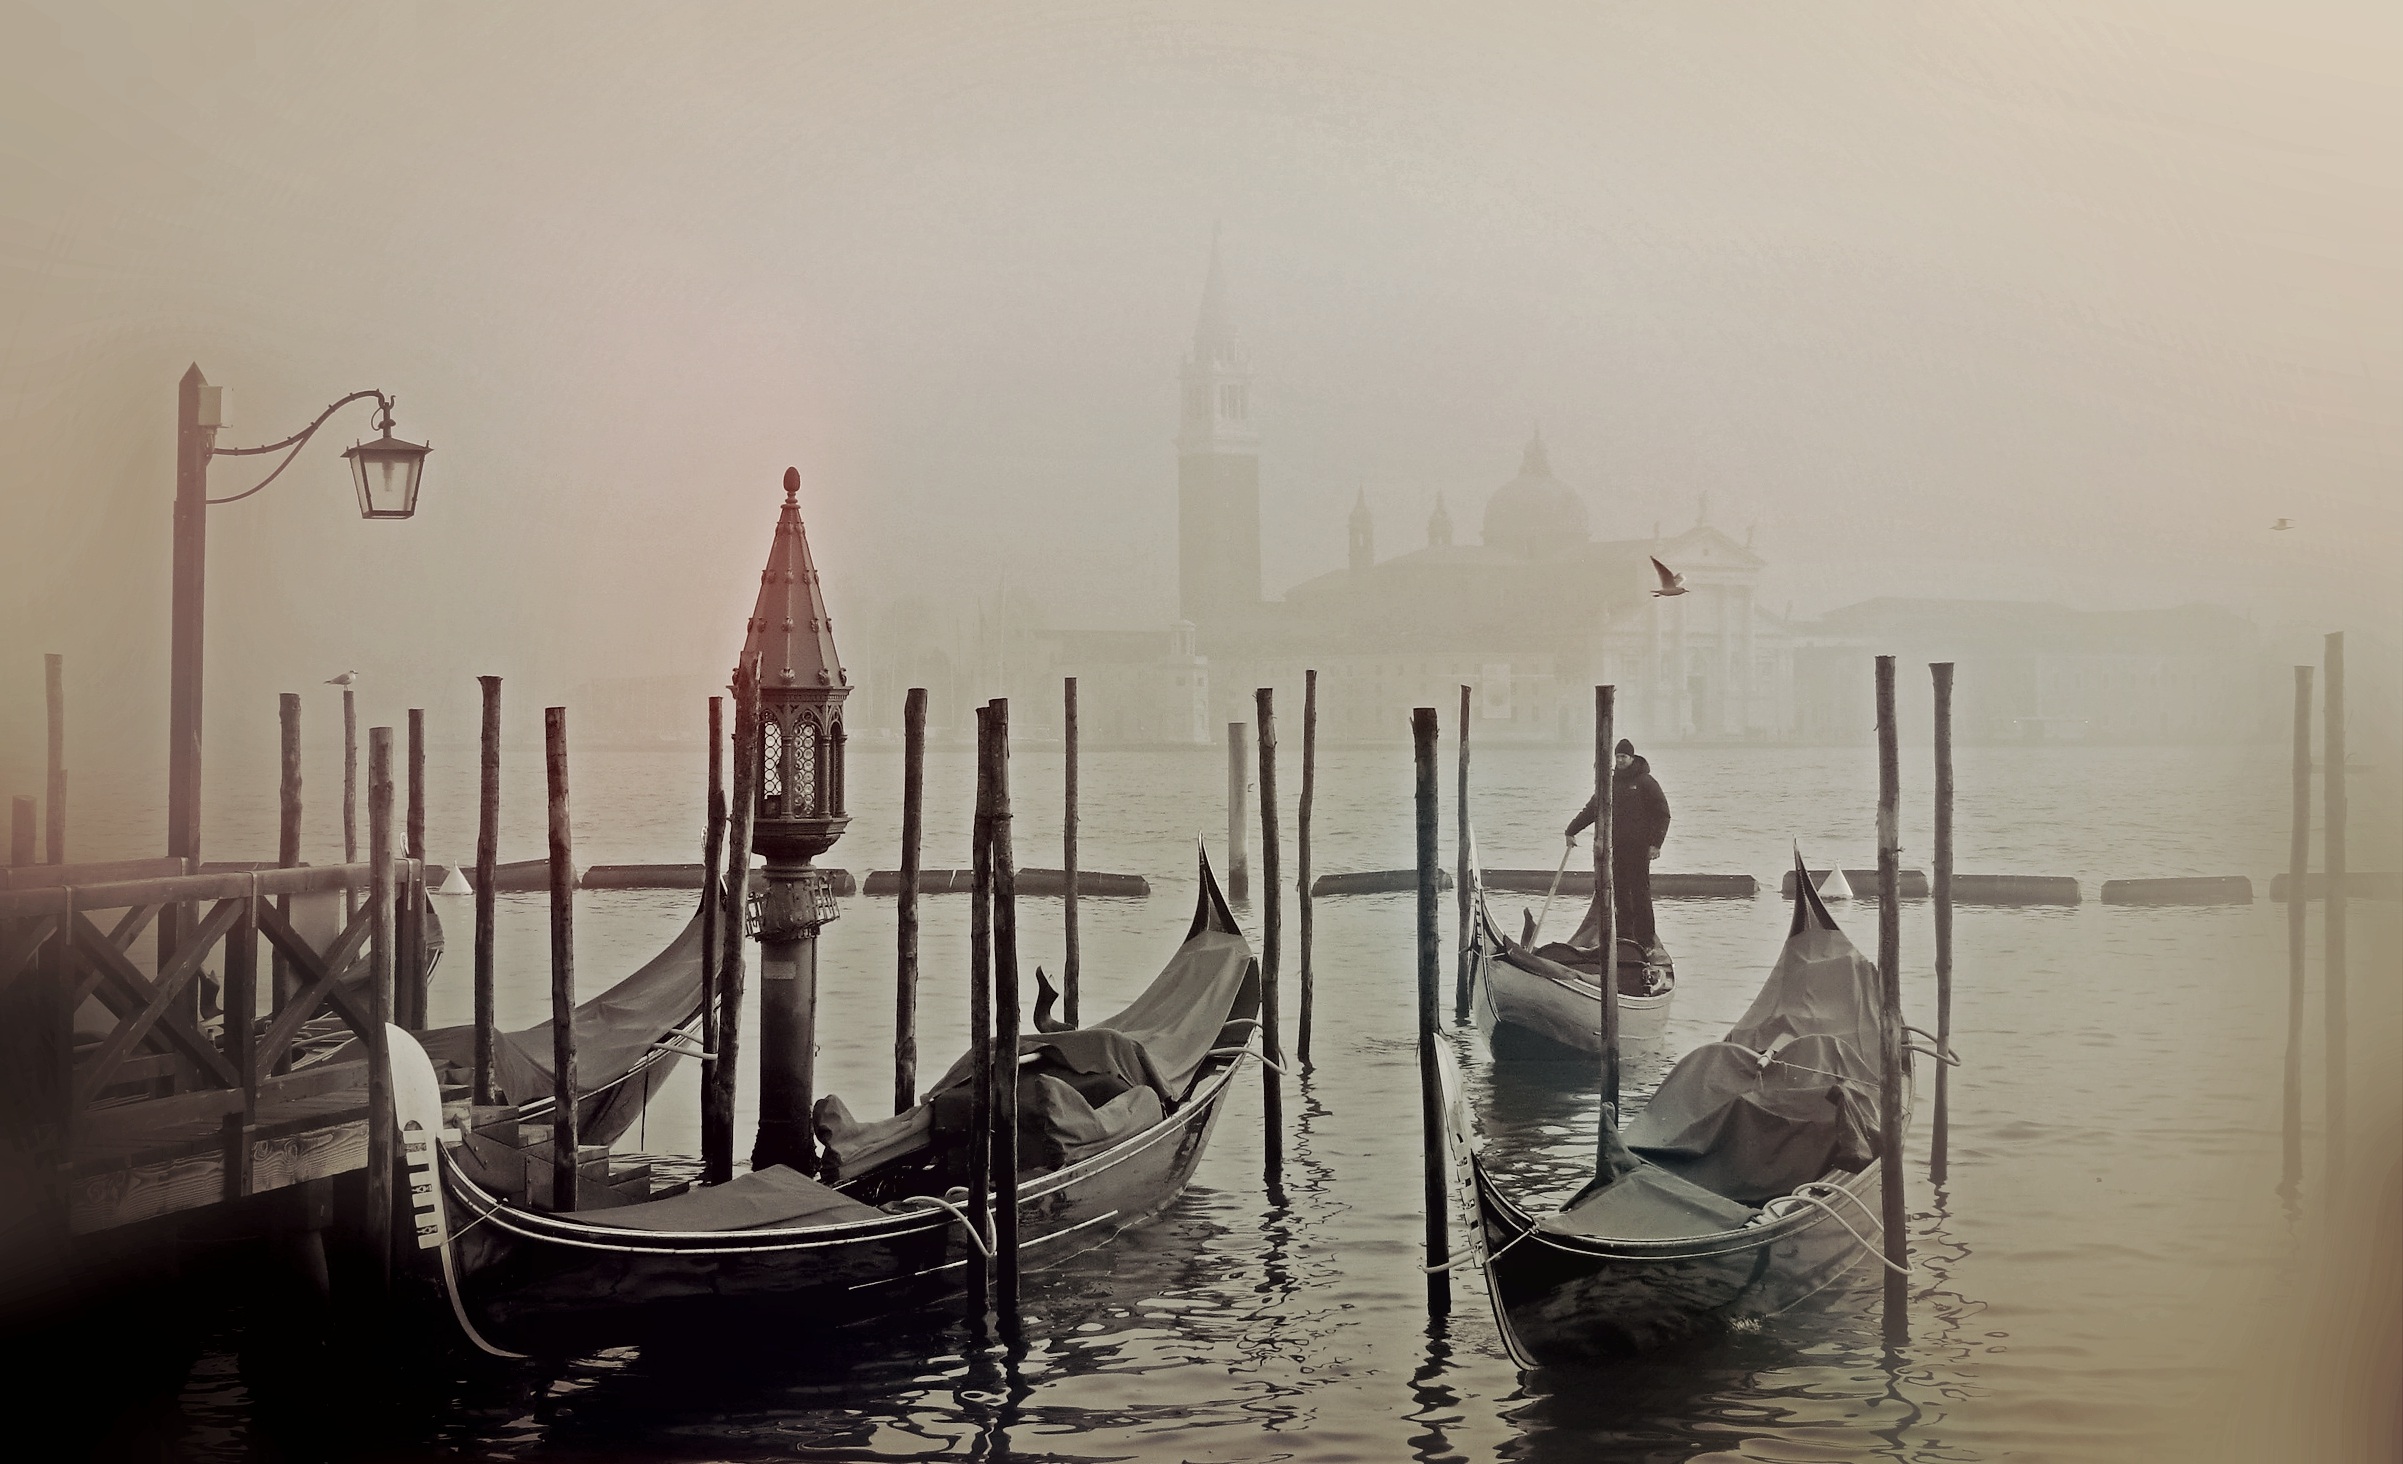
1565, 755, 1671, 859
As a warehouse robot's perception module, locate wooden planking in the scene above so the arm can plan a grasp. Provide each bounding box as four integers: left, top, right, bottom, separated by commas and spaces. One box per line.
71, 1113, 367, 1233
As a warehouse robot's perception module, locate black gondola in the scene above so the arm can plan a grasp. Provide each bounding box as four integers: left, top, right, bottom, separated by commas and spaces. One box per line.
1441, 852, 1908, 1361
397, 849, 1258, 1354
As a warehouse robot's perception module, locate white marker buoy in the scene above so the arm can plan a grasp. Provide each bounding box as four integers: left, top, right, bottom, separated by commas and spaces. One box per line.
437, 862, 472, 896
1818, 866, 1854, 901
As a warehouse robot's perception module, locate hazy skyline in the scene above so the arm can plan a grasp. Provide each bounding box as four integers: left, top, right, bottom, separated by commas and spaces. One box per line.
3, 2, 2396, 784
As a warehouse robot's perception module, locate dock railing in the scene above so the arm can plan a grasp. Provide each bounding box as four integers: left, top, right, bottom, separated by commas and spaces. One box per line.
0, 857, 426, 1236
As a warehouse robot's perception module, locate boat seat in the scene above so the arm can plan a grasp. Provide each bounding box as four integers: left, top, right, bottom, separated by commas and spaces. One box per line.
586, 1164, 883, 1232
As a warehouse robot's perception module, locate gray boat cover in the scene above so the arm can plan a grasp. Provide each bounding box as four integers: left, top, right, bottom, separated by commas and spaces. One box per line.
336, 900, 707, 1120
1563, 859, 1887, 1230
592, 1163, 882, 1232
815, 914, 1252, 1183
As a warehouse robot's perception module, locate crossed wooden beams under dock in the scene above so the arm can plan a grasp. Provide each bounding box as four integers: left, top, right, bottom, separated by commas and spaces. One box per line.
0, 856, 430, 1237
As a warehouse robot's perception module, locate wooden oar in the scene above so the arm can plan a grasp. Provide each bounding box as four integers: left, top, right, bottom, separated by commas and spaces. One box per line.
1528, 838, 1576, 944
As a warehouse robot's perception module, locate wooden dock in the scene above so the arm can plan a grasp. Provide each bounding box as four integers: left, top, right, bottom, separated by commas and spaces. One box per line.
1, 855, 431, 1242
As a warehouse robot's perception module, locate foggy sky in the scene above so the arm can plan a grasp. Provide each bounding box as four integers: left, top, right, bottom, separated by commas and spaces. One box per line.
2, 2, 2396, 783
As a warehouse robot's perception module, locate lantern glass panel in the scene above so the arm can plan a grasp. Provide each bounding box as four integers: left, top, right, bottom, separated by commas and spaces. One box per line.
761, 717, 784, 807
796, 721, 818, 814
345, 435, 428, 519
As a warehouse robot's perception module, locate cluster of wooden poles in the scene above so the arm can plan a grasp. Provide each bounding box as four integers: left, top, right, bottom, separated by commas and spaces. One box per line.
1403, 658, 1963, 1348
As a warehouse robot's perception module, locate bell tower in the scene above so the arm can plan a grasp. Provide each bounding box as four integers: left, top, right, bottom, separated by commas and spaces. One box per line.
1176, 231, 1260, 635
1348, 489, 1374, 573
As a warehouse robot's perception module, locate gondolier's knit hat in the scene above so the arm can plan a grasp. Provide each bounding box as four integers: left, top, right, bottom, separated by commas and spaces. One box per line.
1615, 738, 1634, 756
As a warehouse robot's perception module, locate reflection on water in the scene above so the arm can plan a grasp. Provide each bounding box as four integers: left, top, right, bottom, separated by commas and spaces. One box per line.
129, 742, 2398, 1460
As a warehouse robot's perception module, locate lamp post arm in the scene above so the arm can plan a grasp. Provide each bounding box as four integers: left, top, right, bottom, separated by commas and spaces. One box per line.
206, 389, 394, 505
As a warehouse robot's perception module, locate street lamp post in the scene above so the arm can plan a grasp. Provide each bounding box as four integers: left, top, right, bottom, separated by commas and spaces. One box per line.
167, 364, 430, 873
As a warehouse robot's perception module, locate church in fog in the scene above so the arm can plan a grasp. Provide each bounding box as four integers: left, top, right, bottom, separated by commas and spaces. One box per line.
1161, 244, 1796, 746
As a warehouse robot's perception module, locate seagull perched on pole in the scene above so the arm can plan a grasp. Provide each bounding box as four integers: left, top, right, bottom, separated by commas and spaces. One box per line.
1649, 557, 1688, 597
2271, 518, 2293, 531
325, 670, 359, 687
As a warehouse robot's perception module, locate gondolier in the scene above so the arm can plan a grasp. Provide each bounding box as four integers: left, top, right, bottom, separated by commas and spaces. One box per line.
1564, 738, 1671, 956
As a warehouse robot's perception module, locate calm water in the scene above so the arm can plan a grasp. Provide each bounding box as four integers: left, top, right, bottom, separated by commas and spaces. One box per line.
99, 734, 2401, 1461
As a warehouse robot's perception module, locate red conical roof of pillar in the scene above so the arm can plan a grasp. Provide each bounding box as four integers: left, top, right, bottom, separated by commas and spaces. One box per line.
741, 468, 846, 694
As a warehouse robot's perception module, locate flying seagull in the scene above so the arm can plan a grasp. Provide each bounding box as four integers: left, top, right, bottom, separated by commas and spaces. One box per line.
2271, 518, 2293, 531
1649, 557, 1688, 597
325, 670, 359, 687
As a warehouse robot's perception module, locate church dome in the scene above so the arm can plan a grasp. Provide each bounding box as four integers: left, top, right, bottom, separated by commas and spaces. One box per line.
1480, 432, 1588, 557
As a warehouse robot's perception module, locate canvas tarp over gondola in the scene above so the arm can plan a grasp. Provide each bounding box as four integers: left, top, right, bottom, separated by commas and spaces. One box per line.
340, 897, 709, 1145
1453, 854, 1907, 1361
416, 849, 1258, 1352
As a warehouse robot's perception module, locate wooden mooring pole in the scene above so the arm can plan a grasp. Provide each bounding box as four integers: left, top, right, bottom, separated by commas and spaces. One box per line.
1875, 655, 1910, 1348
701, 695, 726, 1139
473, 677, 501, 1107
1595, 686, 1621, 1144
1930, 662, 1955, 1185
1412, 706, 1450, 1314
2323, 631, 2346, 1187
1227, 721, 1249, 901
365, 726, 397, 1284
44, 652, 64, 863
1297, 669, 1318, 1068
8, 798, 30, 865
401, 708, 426, 1029
1256, 688, 1284, 1189
896, 687, 926, 1112
1063, 676, 1080, 1028
545, 707, 580, 1212
1455, 684, 1472, 1024
277, 692, 303, 1016
966, 705, 996, 1327
990, 698, 1023, 1347
342, 684, 358, 920
2283, 664, 2312, 1199
706, 664, 759, 1185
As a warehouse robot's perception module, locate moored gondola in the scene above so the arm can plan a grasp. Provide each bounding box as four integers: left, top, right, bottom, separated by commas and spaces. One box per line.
1442, 853, 1909, 1362
398, 850, 1258, 1354
1464, 850, 1675, 1055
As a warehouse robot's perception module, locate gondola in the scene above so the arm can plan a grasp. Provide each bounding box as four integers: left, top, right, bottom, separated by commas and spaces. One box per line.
397, 849, 1258, 1355
341, 896, 710, 1146
1441, 854, 1908, 1362
1463, 855, 1674, 1055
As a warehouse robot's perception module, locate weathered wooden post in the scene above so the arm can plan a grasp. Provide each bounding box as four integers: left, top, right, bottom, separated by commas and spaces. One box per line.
473, 676, 501, 1107
701, 694, 725, 1140
2323, 631, 2347, 1186
896, 687, 926, 1111
8, 798, 31, 865
1875, 656, 1909, 1347
44, 652, 64, 863
400, 708, 426, 1029
1930, 662, 1955, 1185
1412, 706, 1450, 1315
1256, 687, 1284, 1187
989, 698, 1024, 1347
276, 692, 302, 1016
224, 871, 259, 1202
966, 704, 996, 1326
705, 663, 759, 1185
342, 682, 359, 921
1297, 669, 1318, 1068
1062, 676, 1080, 1027
1455, 684, 1472, 1023
545, 707, 580, 1212
365, 725, 397, 1281
1226, 721, 1249, 901
1595, 686, 1621, 1139
2283, 664, 2312, 1199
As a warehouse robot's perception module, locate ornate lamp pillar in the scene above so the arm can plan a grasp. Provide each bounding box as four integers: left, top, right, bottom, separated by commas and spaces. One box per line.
744, 468, 851, 1174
